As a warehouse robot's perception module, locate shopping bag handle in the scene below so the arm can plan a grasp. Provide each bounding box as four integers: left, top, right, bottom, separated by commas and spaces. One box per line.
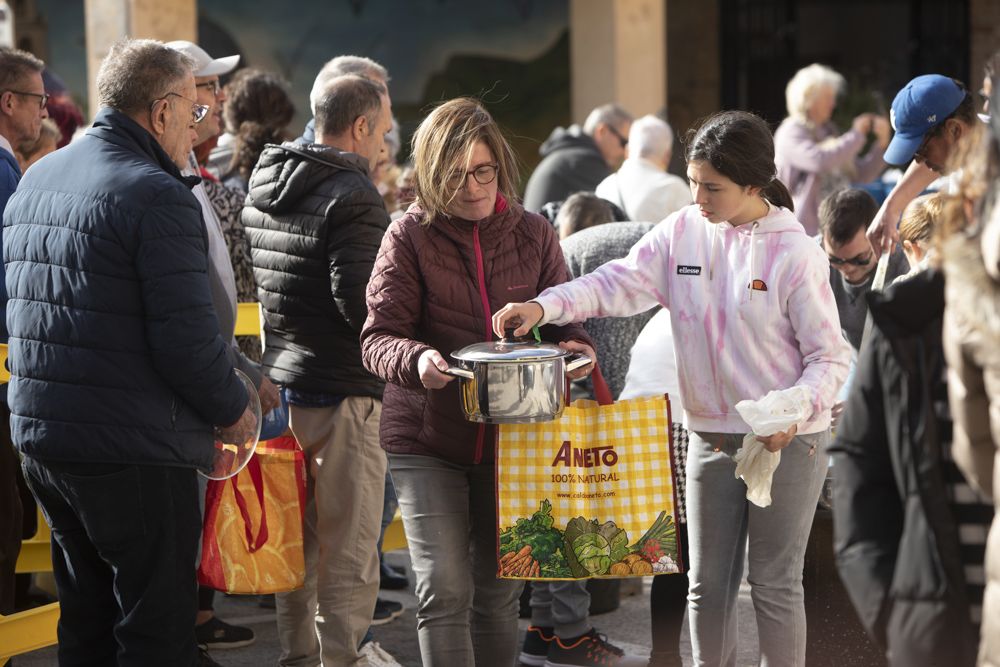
230, 454, 269, 553
591, 364, 614, 406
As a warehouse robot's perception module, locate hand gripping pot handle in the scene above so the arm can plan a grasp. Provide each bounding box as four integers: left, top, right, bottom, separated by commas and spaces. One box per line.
443, 366, 475, 380
564, 353, 593, 373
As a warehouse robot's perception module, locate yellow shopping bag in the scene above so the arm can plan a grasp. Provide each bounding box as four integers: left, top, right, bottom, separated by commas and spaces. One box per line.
496, 366, 682, 580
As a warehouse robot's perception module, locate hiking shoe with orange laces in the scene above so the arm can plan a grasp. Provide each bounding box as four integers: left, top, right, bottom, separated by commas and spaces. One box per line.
545, 628, 648, 667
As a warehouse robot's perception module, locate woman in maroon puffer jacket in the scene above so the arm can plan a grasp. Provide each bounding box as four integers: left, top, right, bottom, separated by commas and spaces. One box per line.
361, 98, 594, 667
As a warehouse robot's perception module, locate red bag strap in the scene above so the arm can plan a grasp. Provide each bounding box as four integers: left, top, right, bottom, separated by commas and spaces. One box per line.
591, 364, 614, 406
229, 454, 269, 553
564, 363, 615, 407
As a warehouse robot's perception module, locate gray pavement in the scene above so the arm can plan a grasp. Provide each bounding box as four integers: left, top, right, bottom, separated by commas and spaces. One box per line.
15, 549, 764, 667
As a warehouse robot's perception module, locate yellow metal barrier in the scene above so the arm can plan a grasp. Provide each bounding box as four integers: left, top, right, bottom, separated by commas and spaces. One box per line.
0, 602, 60, 662
14, 507, 51, 574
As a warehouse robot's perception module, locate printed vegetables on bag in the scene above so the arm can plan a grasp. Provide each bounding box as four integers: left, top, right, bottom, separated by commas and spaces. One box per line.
563, 517, 629, 577
498, 500, 571, 577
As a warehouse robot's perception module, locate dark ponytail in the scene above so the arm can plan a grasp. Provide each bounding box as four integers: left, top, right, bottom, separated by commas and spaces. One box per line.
685, 110, 794, 212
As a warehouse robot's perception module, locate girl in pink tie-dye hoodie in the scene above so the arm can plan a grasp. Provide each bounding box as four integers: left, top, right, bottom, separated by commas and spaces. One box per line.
496, 111, 850, 666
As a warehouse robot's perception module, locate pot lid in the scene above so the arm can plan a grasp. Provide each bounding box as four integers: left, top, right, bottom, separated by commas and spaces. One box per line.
451, 338, 569, 363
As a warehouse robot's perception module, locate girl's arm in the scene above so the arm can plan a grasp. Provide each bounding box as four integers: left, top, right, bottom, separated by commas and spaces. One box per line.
785, 244, 853, 419
496, 221, 672, 337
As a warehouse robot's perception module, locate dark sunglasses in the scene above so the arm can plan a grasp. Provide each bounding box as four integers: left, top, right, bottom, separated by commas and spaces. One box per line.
828, 251, 873, 267
607, 125, 628, 149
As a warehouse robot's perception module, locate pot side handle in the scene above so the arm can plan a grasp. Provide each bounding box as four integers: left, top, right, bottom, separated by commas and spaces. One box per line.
564, 354, 593, 373
443, 366, 475, 380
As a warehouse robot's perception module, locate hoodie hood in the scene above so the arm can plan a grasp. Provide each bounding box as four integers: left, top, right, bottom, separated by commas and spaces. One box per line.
539, 124, 599, 157
246, 140, 369, 215
706, 204, 804, 291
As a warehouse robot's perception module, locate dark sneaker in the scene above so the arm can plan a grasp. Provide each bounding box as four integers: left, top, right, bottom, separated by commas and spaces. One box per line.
198, 647, 223, 666
379, 562, 409, 590
371, 597, 404, 626
520, 625, 554, 666
195, 616, 256, 650
545, 629, 648, 667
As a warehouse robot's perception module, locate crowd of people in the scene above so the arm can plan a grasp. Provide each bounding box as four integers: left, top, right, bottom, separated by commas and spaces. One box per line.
0, 32, 997, 667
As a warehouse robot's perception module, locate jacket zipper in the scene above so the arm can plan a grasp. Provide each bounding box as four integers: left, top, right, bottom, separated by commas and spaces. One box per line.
472, 223, 492, 464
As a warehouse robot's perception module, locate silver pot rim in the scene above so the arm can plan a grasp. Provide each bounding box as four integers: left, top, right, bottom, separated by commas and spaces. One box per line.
450, 339, 570, 364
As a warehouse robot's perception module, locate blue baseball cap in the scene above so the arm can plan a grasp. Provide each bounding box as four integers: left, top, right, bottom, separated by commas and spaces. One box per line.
885, 74, 967, 165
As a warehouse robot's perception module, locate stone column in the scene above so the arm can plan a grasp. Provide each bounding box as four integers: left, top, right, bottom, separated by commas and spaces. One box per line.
569, 0, 666, 123
83, 0, 196, 118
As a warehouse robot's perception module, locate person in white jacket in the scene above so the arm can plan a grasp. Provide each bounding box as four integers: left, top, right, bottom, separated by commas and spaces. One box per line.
596, 114, 691, 223
495, 110, 850, 667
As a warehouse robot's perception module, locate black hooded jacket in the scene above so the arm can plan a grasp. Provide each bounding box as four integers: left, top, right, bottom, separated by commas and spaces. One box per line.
522, 125, 610, 213
830, 269, 980, 666
242, 141, 390, 397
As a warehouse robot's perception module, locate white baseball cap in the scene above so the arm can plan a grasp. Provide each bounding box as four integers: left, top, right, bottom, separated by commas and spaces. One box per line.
165, 40, 239, 77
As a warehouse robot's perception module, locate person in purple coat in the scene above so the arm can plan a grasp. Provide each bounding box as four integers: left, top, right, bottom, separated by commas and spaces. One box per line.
774, 63, 890, 236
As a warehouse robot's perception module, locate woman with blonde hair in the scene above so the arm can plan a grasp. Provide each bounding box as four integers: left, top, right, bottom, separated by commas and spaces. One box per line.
775, 63, 890, 235
360, 98, 595, 667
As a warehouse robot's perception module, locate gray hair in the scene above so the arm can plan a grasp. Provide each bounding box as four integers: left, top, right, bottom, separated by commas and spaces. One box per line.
629, 114, 673, 161
309, 55, 389, 115
315, 74, 386, 138
785, 63, 844, 123
97, 38, 194, 116
583, 103, 633, 136
0, 47, 44, 92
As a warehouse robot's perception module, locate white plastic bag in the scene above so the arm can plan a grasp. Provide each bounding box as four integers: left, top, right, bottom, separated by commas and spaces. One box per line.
732, 386, 812, 507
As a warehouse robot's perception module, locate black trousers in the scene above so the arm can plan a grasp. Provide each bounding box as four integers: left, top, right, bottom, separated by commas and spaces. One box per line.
649, 521, 690, 662
0, 403, 21, 615
22, 457, 202, 667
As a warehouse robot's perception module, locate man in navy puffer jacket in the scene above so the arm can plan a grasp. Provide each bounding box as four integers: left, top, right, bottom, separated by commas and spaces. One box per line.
3, 38, 254, 667
0, 45, 47, 623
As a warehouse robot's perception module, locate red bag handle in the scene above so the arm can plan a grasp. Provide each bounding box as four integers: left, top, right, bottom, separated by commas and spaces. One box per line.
564, 363, 615, 406
229, 454, 269, 553
591, 364, 614, 406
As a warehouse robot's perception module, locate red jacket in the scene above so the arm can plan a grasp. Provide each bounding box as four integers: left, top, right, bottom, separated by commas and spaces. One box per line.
361, 197, 592, 464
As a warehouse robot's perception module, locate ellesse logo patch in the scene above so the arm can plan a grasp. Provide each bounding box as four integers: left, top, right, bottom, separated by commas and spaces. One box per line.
677, 265, 702, 276
748, 279, 768, 291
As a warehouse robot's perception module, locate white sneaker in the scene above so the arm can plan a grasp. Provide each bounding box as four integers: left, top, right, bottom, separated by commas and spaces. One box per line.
360, 640, 403, 667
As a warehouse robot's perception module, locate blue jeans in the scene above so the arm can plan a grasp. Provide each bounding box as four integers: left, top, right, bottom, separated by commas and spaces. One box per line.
22, 457, 202, 667
685, 431, 829, 667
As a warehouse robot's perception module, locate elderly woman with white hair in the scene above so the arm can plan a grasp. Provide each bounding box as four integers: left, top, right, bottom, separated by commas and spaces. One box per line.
596, 114, 692, 222
774, 63, 890, 235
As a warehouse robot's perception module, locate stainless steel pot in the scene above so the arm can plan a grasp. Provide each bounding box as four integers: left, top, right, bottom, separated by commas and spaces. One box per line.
443, 336, 591, 424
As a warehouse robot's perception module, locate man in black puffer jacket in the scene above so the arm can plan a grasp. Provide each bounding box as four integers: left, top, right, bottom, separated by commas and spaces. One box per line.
3, 39, 255, 666
243, 74, 394, 666
522, 103, 633, 213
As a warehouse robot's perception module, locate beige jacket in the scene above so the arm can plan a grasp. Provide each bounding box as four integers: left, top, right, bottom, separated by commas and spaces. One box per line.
942, 217, 1000, 667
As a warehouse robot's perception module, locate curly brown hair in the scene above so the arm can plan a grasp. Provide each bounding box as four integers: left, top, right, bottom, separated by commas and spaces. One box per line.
223, 68, 295, 184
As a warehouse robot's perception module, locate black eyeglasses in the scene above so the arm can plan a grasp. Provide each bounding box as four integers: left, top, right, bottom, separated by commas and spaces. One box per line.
195, 80, 222, 97
447, 163, 498, 189
4, 90, 48, 110
828, 251, 873, 267
608, 125, 628, 149
151, 92, 210, 124
913, 122, 945, 163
